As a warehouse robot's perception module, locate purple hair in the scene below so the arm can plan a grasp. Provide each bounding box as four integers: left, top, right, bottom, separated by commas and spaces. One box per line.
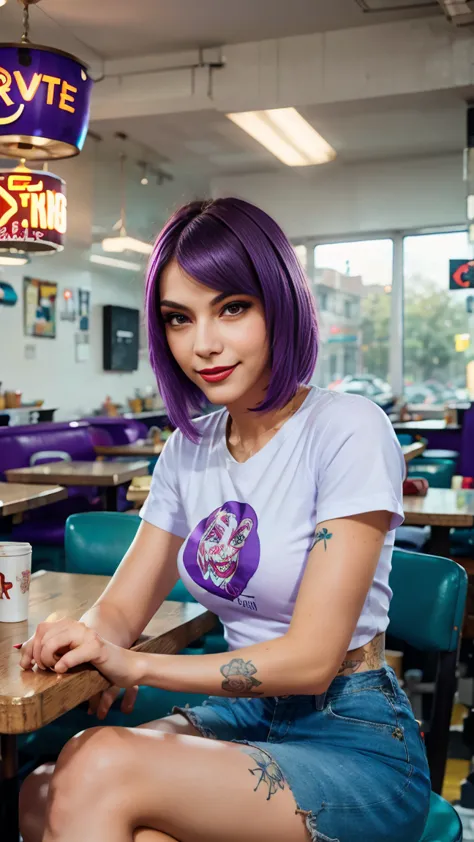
145, 197, 319, 442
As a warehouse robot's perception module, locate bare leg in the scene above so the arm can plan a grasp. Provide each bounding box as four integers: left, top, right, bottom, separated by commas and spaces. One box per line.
19, 714, 200, 842
41, 725, 309, 842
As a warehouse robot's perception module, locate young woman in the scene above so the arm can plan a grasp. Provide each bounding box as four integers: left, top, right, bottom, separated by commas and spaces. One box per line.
19, 198, 430, 842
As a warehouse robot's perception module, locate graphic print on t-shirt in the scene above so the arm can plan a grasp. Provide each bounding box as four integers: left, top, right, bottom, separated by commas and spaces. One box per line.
182, 501, 260, 602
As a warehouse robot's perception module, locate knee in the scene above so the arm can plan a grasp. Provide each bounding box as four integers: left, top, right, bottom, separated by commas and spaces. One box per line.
54, 726, 128, 788
19, 763, 55, 842
45, 727, 130, 833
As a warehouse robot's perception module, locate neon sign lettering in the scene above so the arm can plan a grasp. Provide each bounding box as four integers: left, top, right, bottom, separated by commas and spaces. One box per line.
0, 167, 67, 252
0, 67, 77, 126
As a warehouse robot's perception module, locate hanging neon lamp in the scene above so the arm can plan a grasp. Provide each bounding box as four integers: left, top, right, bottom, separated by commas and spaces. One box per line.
0, 0, 93, 160
0, 162, 67, 256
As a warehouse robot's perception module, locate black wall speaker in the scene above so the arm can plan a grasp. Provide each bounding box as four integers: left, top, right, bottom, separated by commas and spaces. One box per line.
103, 305, 139, 372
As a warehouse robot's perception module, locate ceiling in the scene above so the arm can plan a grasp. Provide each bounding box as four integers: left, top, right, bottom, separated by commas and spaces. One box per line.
0, 0, 440, 62
91, 90, 467, 180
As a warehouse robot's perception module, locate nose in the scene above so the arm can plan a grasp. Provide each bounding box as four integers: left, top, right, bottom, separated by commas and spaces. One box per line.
193, 317, 224, 360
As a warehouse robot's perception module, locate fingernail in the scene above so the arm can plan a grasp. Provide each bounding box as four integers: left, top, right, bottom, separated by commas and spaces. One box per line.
13, 644, 23, 649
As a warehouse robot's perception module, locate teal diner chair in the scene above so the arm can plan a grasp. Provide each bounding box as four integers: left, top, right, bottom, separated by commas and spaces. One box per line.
388, 549, 467, 841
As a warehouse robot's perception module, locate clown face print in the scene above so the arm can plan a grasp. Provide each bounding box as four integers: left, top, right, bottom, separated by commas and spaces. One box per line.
197, 508, 253, 591
183, 501, 260, 602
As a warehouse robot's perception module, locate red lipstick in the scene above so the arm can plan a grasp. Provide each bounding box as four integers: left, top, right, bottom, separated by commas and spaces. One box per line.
198, 364, 238, 383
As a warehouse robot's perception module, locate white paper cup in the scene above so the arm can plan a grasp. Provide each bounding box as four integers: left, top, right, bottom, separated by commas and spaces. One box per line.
0, 542, 32, 623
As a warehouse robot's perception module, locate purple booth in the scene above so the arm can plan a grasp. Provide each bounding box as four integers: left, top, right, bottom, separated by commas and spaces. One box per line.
0, 421, 101, 549
82, 417, 149, 446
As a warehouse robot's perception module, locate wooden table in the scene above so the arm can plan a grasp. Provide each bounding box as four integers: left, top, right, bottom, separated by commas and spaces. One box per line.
5, 461, 149, 512
403, 487, 474, 557
94, 440, 164, 458
402, 441, 426, 463
0, 483, 67, 518
0, 570, 216, 841
394, 420, 460, 433
126, 475, 152, 508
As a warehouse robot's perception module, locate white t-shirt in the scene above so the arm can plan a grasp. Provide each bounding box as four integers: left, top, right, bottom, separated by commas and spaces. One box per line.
140, 387, 405, 651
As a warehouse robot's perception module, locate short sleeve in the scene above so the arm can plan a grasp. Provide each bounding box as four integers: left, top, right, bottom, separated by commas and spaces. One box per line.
314, 396, 405, 531
139, 430, 189, 538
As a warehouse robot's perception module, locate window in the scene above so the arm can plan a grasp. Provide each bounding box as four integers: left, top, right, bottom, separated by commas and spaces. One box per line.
403, 232, 471, 409
313, 240, 393, 408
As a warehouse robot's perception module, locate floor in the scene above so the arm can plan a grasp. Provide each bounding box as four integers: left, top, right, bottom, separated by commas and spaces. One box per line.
444, 703, 471, 803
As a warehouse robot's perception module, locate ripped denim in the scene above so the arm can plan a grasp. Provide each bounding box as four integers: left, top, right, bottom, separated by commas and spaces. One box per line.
173, 666, 430, 842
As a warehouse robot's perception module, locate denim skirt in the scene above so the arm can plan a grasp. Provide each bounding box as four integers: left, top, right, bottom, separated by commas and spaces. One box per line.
174, 666, 431, 842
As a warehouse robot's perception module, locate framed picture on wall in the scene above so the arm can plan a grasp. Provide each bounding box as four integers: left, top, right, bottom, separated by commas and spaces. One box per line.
23, 277, 58, 339
103, 305, 139, 372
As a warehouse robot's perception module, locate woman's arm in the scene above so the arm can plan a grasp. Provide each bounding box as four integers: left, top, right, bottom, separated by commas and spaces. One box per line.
134, 510, 392, 697
79, 520, 184, 648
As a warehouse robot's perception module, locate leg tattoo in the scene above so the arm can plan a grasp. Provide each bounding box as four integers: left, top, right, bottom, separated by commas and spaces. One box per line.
245, 748, 286, 801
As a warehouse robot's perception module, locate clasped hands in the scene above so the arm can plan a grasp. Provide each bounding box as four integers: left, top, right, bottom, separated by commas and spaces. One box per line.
17, 616, 144, 720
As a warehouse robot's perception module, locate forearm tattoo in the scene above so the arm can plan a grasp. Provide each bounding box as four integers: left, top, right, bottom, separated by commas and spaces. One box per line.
244, 748, 286, 800
220, 658, 263, 695
312, 527, 333, 550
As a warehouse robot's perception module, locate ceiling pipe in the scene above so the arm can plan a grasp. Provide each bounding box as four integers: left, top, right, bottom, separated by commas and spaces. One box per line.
354, 0, 438, 12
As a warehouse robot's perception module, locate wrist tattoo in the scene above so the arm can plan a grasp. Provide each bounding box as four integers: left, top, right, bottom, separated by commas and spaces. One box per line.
220, 658, 263, 695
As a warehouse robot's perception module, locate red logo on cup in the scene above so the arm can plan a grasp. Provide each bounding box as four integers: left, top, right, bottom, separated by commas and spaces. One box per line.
16, 570, 30, 594
0, 572, 13, 599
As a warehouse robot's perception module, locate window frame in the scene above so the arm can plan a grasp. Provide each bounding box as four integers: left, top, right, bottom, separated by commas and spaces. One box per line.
293, 224, 467, 399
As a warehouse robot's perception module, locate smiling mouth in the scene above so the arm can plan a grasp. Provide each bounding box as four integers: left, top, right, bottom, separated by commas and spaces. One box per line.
197, 364, 239, 383
212, 559, 235, 575
198, 365, 238, 374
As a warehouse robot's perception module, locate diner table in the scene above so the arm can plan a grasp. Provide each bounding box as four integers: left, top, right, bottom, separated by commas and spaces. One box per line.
402, 441, 426, 463
0, 483, 67, 518
94, 440, 164, 458
4, 461, 149, 512
403, 487, 474, 557
0, 569, 216, 842
394, 419, 460, 433
126, 475, 152, 508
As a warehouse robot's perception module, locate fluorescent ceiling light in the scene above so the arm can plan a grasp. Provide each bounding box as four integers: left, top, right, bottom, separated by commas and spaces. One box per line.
0, 1, 7, 7
102, 235, 153, 256
0, 255, 28, 266
226, 107, 336, 167
90, 254, 141, 272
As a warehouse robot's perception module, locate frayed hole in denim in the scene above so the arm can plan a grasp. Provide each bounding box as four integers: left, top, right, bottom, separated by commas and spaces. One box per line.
171, 705, 218, 740
235, 740, 337, 842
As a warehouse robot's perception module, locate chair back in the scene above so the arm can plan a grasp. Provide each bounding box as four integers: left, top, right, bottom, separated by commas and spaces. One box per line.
388, 549, 467, 795
65, 512, 141, 576
64, 511, 196, 602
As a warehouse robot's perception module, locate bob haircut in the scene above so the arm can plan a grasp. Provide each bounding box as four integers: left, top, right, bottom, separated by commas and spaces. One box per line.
145, 197, 319, 442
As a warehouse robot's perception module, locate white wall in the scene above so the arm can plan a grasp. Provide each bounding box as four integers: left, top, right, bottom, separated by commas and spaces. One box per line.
211, 153, 466, 240
0, 250, 155, 421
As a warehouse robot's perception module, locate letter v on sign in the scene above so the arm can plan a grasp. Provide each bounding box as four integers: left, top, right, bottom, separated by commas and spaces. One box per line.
0, 185, 17, 227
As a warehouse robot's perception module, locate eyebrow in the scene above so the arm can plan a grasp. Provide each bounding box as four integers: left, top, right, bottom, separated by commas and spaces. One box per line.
160, 292, 239, 312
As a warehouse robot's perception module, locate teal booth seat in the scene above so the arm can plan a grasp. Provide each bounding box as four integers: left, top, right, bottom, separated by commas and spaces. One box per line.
388, 549, 467, 842
407, 462, 456, 489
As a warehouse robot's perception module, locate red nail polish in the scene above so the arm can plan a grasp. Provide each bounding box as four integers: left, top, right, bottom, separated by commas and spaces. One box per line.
13, 643, 23, 649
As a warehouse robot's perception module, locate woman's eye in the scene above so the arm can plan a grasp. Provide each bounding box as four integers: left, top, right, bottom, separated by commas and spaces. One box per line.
163, 313, 188, 326
223, 302, 250, 317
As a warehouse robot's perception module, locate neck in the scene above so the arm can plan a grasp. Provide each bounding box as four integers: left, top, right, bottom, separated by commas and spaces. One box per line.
226, 384, 309, 450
